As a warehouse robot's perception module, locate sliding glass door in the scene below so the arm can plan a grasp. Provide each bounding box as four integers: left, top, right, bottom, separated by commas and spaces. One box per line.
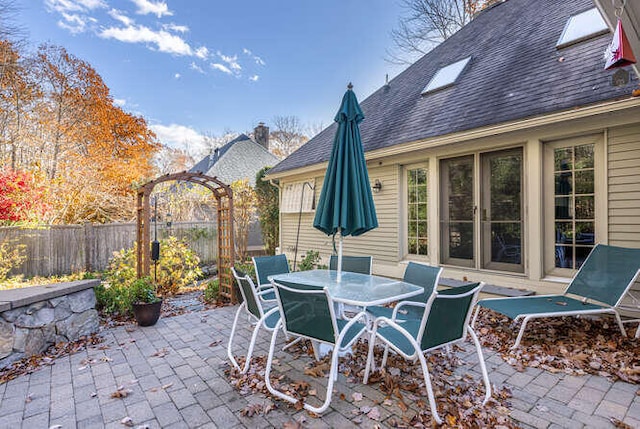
440, 148, 524, 273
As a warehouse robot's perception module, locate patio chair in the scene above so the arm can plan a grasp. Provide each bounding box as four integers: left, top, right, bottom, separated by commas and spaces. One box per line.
363, 282, 490, 425
473, 244, 640, 349
264, 280, 368, 414
227, 267, 280, 374
253, 254, 290, 302
366, 262, 443, 321
329, 255, 373, 275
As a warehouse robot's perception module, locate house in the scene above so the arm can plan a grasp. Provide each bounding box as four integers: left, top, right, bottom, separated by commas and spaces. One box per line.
266, 0, 640, 298
190, 123, 279, 254
190, 123, 279, 187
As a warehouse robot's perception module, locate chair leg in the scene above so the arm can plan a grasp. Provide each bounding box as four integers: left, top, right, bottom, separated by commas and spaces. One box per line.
363, 330, 378, 384
381, 344, 390, 369
227, 303, 246, 371
281, 337, 303, 351
467, 326, 492, 405
240, 315, 265, 374
512, 316, 531, 349
264, 322, 338, 415
416, 351, 442, 425
613, 311, 627, 338
471, 305, 481, 328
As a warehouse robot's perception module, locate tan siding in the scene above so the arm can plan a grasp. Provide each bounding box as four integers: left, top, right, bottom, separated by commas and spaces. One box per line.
279, 165, 400, 269
608, 124, 640, 249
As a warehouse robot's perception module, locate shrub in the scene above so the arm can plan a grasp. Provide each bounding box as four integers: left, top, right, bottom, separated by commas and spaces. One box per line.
0, 239, 26, 282
298, 250, 324, 271
103, 236, 202, 297
95, 276, 159, 317
203, 279, 219, 303
233, 260, 256, 282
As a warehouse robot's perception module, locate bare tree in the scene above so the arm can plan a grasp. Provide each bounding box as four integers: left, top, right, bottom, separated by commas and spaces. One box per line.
306, 121, 325, 140
270, 115, 308, 159
388, 0, 500, 64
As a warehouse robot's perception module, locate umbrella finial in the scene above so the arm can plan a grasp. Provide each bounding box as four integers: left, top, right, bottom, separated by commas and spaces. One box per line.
347, 82, 353, 90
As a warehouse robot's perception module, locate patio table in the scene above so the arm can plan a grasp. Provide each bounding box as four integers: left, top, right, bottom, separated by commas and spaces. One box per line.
269, 269, 424, 307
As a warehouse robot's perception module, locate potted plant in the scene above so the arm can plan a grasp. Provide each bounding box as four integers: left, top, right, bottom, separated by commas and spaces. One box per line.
130, 277, 163, 326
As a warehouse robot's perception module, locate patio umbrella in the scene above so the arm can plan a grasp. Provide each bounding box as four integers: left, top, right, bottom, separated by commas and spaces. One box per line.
313, 84, 378, 281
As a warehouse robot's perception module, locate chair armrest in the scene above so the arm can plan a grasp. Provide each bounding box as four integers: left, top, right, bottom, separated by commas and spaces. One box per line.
391, 301, 426, 321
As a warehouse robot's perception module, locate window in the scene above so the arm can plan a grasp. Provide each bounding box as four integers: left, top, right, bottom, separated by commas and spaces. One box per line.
280, 180, 315, 213
406, 165, 428, 256
556, 8, 608, 48
422, 57, 471, 94
544, 134, 603, 275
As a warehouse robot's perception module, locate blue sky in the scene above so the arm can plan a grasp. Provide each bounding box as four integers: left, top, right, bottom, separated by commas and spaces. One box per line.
19, 0, 406, 155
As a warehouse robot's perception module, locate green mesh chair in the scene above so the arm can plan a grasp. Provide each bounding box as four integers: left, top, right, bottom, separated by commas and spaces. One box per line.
329, 255, 372, 275
473, 244, 640, 349
253, 254, 290, 302
265, 280, 368, 414
227, 267, 280, 374
367, 262, 443, 321
363, 282, 490, 425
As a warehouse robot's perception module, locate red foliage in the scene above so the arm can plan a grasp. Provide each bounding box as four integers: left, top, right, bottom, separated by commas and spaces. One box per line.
0, 169, 48, 223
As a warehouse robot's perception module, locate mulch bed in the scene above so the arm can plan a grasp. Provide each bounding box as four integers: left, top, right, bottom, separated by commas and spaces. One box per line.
474, 308, 640, 383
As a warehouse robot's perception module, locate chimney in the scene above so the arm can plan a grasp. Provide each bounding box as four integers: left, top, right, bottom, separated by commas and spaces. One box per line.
254, 122, 269, 150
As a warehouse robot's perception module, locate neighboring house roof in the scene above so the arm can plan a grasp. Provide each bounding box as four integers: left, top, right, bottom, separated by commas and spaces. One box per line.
190, 134, 279, 186
270, 0, 637, 175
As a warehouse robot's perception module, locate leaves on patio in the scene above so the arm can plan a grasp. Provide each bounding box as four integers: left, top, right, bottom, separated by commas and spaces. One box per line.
225, 339, 516, 427
150, 348, 169, 358
111, 387, 133, 398
475, 308, 640, 383
0, 334, 104, 385
120, 416, 134, 427
240, 401, 276, 417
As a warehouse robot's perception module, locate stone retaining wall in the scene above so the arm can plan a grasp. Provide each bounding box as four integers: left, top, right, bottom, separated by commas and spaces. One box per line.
0, 280, 100, 369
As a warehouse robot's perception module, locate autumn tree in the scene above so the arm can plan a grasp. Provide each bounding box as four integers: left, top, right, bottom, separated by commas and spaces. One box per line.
269, 115, 308, 159
255, 167, 279, 255
231, 179, 257, 261
0, 168, 49, 224
388, 0, 501, 64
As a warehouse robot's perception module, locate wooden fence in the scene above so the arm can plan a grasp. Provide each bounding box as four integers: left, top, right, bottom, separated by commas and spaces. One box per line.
1, 222, 218, 278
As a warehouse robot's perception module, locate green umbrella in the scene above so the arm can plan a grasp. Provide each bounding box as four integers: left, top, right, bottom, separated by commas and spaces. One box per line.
313, 84, 378, 280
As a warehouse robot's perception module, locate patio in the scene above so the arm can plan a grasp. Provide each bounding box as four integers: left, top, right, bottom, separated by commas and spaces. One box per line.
0, 303, 638, 429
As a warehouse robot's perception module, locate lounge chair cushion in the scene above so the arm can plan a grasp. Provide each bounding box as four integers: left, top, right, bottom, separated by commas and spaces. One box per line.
479, 295, 606, 320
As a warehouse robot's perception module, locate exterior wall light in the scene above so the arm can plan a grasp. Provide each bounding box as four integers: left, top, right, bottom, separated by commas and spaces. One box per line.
372, 179, 382, 193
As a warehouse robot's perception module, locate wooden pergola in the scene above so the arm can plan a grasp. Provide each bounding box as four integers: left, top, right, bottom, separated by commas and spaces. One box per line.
136, 172, 237, 302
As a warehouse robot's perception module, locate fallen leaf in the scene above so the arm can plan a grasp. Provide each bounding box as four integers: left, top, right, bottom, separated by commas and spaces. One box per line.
161, 383, 173, 390
49, 426, 63, 429
352, 392, 363, 402
120, 416, 133, 427
610, 417, 634, 429
367, 406, 381, 421
209, 340, 222, 347
111, 388, 133, 398
25, 393, 33, 403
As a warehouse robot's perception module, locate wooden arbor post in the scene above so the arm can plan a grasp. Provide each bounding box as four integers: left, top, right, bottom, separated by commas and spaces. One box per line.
136, 172, 237, 302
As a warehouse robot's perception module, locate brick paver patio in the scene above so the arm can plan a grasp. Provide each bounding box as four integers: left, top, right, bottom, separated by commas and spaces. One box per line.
1, 304, 638, 428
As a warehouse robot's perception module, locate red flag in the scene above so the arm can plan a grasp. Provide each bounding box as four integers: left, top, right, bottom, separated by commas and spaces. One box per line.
605, 18, 637, 70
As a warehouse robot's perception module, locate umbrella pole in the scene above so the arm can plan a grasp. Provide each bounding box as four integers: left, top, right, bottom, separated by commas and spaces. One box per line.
337, 228, 343, 282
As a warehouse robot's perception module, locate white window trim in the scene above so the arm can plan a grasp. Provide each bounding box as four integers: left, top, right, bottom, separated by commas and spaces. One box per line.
402, 162, 430, 261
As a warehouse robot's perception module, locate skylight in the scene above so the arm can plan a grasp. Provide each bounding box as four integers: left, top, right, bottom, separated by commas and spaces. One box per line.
556, 8, 608, 48
422, 57, 471, 94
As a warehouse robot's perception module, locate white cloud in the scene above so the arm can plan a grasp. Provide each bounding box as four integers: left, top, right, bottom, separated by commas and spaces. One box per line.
58, 13, 87, 33
151, 124, 207, 152
174, 73, 181, 79
249, 75, 259, 82
99, 24, 193, 56
114, 98, 127, 106
108, 9, 133, 26
45, 0, 106, 13
130, 0, 173, 18
190, 62, 204, 74
218, 52, 241, 72
211, 63, 232, 75
243, 47, 265, 66
194, 46, 208, 59
163, 23, 189, 33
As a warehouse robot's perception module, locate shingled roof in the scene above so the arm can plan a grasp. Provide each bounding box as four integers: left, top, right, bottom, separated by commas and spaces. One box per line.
190, 134, 279, 186
269, 0, 637, 175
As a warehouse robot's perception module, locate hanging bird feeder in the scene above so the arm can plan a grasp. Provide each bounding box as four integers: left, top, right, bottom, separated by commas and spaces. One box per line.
604, 0, 637, 70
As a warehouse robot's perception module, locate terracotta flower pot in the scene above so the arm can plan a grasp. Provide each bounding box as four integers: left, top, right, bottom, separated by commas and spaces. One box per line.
132, 300, 163, 326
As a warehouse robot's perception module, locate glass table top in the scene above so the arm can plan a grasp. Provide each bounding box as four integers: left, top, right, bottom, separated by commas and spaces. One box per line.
269, 270, 424, 307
